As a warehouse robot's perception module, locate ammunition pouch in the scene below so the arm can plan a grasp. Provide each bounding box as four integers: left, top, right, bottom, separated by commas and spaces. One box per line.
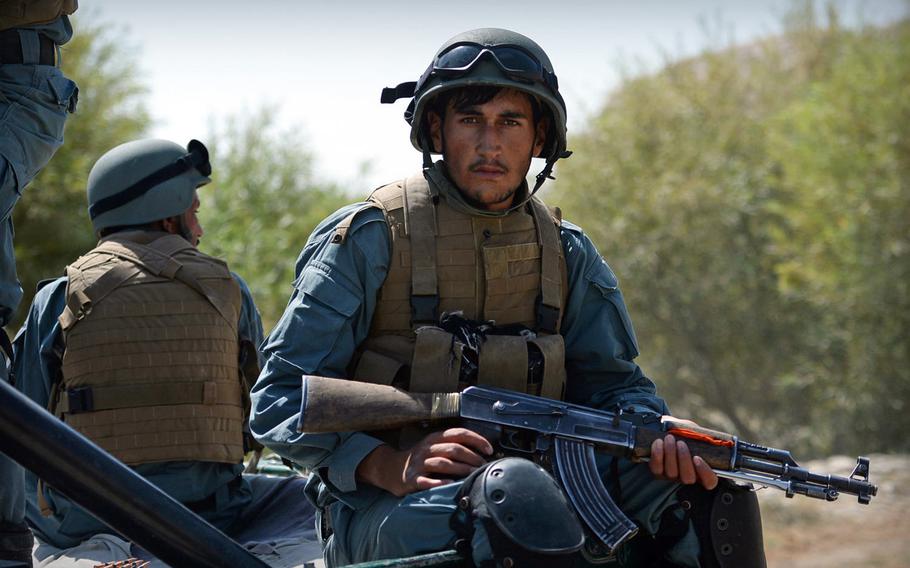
0, 521, 33, 564
452, 458, 584, 567
382, 312, 566, 399
680, 480, 766, 568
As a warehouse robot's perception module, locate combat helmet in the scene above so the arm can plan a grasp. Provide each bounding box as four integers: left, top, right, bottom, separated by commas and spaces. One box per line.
86, 139, 211, 234
382, 28, 571, 192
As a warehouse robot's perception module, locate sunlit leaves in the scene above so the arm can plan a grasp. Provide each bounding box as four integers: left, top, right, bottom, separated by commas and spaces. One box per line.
557, 8, 908, 455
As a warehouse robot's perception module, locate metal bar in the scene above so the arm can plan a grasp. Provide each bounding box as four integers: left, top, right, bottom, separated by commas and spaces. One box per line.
0, 380, 268, 568
343, 549, 465, 567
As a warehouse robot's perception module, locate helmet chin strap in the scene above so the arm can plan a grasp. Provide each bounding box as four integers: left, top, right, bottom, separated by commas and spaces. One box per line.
420, 129, 435, 171
525, 148, 572, 201
530, 157, 557, 197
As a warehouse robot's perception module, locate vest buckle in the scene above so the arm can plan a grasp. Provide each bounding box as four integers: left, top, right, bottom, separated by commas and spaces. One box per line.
410, 294, 439, 326
66, 387, 94, 414
536, 304, 560, 334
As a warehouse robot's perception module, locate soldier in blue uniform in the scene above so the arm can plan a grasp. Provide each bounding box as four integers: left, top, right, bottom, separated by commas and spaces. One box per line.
13, 139, 322, 567
252, 28, 764, 567
1, 5, 78, 565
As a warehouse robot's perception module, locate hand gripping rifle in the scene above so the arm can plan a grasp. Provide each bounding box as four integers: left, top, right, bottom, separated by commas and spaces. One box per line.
298, 376, 878, 553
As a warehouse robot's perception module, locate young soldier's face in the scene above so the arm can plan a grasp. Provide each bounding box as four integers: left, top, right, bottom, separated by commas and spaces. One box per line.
429, 89, 546, 211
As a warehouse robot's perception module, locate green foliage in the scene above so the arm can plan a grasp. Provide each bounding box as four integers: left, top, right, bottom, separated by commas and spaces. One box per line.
11, 17, 150, 329
8, 6, 905, 461
558, 6, 908, 456
767, 16, 910, 454
199, 109, 350, 329
7, 16, 349, 335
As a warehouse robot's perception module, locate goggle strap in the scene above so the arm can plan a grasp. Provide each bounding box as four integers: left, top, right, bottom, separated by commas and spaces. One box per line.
89, 141, 208, 221
381, 81, 417, 104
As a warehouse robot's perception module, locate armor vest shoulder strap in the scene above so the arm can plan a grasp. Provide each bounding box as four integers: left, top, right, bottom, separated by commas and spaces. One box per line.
370, 174, 440, 326
402, 174, 439, 324
336, 175, 441, 326
528, 196, 564, 334
330, 179, 409, 245
144, 235, 239, 328
60, 235, 238, 331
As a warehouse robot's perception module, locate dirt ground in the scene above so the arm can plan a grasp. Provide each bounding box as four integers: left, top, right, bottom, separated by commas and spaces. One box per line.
759, 453, 908, 568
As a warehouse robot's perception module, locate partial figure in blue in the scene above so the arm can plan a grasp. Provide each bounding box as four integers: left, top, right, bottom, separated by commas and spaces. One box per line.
13, 138, 322, 567
1, 4, 79, 566
251, 28, 766, 567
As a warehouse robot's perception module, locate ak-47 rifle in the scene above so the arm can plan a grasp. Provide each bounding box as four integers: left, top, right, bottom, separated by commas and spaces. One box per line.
298, 376, 878, 554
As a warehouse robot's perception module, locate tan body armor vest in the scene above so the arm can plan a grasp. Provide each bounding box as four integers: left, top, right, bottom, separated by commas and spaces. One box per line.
341, 171, 569, 410
0, 0, 77, 31
53, 233, 245, 466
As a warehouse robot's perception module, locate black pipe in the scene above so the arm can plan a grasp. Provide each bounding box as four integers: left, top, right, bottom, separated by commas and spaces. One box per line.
0, 380, 268, 568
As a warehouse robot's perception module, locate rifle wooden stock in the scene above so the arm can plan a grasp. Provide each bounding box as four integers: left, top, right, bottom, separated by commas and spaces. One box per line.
299, 376, 460, 433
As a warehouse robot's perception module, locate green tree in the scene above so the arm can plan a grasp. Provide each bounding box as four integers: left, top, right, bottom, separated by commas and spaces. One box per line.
768, 14, 910, 454
557, 4, 908, 455
11, 17, 150, 330
199, 109, 350, 329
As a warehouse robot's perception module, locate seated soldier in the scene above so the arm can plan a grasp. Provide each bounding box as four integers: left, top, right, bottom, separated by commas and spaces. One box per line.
251, 28, 765, 568
13, 139, 321, 567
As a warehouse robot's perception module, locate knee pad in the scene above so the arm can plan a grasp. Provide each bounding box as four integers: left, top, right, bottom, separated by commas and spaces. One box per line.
682, 480, 767, 568
453, 457, 584, 567
0, 521, 34, 565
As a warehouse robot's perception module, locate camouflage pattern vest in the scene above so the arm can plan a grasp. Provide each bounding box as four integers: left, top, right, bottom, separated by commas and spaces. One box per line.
53, 232, 245, 465
338, 169, 568, 417
0, 0, 77, 31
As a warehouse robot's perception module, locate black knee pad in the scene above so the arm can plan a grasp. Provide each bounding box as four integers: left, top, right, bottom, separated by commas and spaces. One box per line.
681, 480, 767, 568
453, 457, 585, 567
0, 521, 34, 565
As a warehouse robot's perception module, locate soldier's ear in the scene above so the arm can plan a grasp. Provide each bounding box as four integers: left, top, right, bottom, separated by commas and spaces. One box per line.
428, 111, 443, 154
160, 216, 179, 236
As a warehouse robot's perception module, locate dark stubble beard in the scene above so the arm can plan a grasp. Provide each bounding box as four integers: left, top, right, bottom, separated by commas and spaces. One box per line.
462, 184, 517, 209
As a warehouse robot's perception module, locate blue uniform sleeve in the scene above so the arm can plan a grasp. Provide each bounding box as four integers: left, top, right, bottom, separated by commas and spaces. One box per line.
559, 221, 670, 416
12, 278, 67, 407
250, 203, 392, 506
232, 271, 265, 369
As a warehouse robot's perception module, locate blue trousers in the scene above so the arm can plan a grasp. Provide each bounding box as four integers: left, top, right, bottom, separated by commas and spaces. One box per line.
0, 18, 77, 545
1, 38, 78, 321
323, 458, 701, 567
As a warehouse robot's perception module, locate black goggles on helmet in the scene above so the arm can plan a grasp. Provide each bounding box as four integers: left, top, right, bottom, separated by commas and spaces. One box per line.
381, 43, 559, 104
89, 139, 211, 220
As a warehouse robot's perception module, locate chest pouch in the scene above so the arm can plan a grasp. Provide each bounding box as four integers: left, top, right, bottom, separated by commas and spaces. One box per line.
409, 312, 565, 400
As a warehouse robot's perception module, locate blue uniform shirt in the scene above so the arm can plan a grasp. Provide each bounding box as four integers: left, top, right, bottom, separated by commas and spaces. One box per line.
251, 183, 670, 511
12, 254, 265, 549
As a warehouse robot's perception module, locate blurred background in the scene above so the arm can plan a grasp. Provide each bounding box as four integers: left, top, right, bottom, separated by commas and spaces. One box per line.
9, 1, 909, 564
